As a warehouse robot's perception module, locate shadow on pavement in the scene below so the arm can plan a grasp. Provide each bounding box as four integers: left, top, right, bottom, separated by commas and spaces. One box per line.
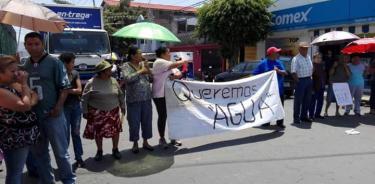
314, 115, 362, 128
358, 113, 375, 126
175, 131, 284, 155
84, 146, 177, 177
291, 122, 312, 129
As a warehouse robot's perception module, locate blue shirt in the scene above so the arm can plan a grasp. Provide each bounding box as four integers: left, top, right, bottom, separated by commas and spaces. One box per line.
348, 63, 365, 87
252, 59, 285, 96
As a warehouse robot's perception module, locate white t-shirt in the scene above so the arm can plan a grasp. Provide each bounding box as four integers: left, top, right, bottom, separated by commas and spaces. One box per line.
152, 58, 179, 98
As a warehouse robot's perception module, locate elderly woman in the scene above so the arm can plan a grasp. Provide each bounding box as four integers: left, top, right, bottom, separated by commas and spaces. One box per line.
0, 56, 39, 184
122, 46, 153, 153
82, 60, 125, 161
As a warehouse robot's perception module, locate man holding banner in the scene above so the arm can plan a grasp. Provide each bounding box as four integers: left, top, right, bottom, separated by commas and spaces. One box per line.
253, 46, 287, 129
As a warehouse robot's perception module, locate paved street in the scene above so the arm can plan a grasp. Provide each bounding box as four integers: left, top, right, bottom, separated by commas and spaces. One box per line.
1, 98, 375, 184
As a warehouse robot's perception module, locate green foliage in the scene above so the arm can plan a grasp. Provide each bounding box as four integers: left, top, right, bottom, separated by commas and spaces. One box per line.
196, 0, 273, 66
103, 0, 145, 34
52, 0, 72, 4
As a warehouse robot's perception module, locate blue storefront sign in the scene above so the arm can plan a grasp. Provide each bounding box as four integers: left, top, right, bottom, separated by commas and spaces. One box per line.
45, 5, 102, 29
271, 0, 375, 31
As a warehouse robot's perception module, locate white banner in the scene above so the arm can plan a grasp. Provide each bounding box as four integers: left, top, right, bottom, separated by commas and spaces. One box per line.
165, 71, 285, 139
332, 82, 353, 106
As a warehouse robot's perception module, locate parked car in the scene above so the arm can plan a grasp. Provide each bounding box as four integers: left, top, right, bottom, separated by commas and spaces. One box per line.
214, 61, 260, 82
279, 56, 295, 98
214, 58, 295, 98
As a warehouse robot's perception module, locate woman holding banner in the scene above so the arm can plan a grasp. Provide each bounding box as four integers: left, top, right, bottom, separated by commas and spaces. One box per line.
252, 46, 287, 129
152, 47, 189, 148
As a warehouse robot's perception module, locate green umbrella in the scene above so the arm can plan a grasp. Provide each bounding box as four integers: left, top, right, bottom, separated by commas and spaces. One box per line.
113, 22, 181, 42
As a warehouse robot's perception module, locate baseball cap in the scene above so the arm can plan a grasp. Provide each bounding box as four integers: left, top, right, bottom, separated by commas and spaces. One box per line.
267, 47, 281, 55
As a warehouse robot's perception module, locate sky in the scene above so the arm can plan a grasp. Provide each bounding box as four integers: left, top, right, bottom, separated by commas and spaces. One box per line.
35, 0, 204, 7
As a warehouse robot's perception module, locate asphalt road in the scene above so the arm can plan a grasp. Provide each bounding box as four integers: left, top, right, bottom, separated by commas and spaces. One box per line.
1, 98, 375, 184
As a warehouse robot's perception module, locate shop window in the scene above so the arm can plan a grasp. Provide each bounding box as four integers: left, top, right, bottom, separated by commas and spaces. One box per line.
324, 28, 331, 33
336, 27, 343, 31
313, 30, 319, 37
362, 25, 369, 33
349, 26, 356, 33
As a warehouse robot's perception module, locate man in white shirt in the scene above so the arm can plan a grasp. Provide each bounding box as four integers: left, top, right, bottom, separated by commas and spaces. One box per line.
291, 42, 313, 124
152, 47, 188, 148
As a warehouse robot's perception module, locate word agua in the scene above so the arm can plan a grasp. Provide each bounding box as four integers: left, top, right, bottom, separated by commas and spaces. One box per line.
171, 81, 275, 129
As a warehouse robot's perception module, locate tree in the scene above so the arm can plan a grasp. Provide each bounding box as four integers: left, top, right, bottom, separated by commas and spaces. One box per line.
53, 0, 72, 4
196, 0, 273, 67
103, 0, 145, 34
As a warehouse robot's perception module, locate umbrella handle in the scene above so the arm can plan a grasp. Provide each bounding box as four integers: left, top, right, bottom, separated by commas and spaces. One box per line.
16, 16, 23, 52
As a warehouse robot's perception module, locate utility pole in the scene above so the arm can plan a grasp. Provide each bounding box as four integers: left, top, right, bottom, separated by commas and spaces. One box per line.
92, 0, 96, 7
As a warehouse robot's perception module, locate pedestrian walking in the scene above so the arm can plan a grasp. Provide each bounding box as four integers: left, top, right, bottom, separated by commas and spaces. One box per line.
82, 60, 125, 161
308, 52, 326, 119
59, 53, 85, 170
122, 46, 154, 154
22, 32, 76, 184
152, 47, 188, 148
324, 55, 351, 116
253, 46, 287, 129
291, 42, 314, 124
345, 55, 366, 116
0, 55, 40, 184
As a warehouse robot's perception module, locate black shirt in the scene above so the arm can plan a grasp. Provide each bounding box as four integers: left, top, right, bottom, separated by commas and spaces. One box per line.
64, 70, 81, 106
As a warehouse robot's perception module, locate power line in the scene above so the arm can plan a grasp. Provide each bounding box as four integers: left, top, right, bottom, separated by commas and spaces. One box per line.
179, 0, 210, 11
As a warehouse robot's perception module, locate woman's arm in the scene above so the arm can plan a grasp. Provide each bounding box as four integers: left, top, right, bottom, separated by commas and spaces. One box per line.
0, 84, 33, 112
67, 76, 82, 95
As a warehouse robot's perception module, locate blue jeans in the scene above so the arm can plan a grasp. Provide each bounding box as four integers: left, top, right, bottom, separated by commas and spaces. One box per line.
294, 77, 313, 122
345, 85, 363, 114
64, 103, 83, 161
3, 147, 29, 184
309, 87, 325, 118
30, 112, 76, 184
127, 100, 153, 142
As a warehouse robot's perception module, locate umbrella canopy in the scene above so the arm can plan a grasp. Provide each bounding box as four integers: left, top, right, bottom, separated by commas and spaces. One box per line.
113, 22, 181, 42
0, 0, 66, 33
341, 38, 375, 54
311, 31, 360, 46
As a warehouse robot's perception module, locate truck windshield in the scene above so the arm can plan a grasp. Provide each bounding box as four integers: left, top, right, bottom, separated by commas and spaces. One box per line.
49, 31, 110, 55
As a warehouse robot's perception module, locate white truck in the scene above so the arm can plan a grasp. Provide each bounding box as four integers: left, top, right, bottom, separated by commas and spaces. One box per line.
44, 4, 112, 84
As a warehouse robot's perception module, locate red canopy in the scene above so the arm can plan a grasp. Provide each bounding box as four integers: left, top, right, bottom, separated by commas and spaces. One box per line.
341, 38, 375, 54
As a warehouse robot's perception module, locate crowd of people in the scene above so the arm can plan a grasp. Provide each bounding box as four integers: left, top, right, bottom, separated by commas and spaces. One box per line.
0, 32, 374, 184
252, 42, 374, 127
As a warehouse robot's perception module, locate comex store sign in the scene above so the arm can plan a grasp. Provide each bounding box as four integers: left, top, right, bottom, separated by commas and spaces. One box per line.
272, 7, 313, 29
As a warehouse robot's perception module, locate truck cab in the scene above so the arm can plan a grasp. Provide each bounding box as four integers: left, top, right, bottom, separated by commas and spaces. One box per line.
43, 4, 110, 84
46, 28, 111, 84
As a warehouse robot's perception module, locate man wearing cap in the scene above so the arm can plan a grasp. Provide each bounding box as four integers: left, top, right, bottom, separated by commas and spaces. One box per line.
253, 46, 288, 129
291, 42, 314, 124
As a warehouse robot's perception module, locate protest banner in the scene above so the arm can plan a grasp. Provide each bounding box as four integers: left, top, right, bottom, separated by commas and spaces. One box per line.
332, 82, 353, 106
165, 71, 285, 139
